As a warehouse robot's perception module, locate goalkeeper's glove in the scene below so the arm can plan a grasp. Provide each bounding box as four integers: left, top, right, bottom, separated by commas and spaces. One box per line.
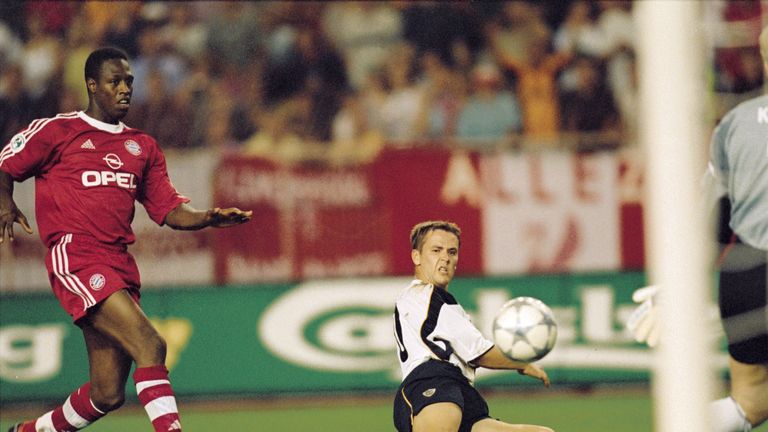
626, 285, 660, 347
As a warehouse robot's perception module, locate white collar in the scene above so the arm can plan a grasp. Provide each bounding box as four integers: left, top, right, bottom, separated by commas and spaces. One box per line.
77, 111, 126, 134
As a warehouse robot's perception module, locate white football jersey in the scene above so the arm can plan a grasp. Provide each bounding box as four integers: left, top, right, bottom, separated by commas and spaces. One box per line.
393, 280, 494, 384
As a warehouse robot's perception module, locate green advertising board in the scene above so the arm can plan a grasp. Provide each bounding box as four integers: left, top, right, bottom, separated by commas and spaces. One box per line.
0, 272, 728, 403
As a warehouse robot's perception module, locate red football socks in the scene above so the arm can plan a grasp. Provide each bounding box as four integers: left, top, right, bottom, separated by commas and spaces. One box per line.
27, 382, 106, 431
133, 365, 182, 431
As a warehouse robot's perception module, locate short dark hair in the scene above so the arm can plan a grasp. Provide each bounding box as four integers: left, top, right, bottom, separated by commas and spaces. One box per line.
410, 220, 461, 251
84, 47, 129, 82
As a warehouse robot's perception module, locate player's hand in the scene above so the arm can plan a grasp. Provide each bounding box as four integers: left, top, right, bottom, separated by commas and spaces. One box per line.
626, 285, 660, 347
206, 207, 252, 228
0, 204, 34, 244
518, 363, 550, 388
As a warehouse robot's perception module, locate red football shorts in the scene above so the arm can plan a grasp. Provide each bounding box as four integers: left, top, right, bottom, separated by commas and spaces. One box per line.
45, 234, 141, 322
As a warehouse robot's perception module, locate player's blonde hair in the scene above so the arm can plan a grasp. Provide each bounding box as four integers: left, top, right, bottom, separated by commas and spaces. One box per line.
410, 220, 461, 251
761, 26, 768, 65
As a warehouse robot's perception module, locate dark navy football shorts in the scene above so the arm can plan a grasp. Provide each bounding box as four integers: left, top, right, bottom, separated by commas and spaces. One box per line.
718, 240, 768, 364
393, 359, 490, 432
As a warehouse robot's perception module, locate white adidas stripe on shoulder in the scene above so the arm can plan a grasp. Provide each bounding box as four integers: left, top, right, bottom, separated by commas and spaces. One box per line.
21, 112, 79, 141
0, 112, 80, 167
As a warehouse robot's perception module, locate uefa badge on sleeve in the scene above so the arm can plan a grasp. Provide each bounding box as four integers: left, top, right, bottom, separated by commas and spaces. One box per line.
10, 133, 26, 153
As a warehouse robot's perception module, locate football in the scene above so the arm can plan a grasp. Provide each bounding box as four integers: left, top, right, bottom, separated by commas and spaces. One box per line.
492, 296, 558, 362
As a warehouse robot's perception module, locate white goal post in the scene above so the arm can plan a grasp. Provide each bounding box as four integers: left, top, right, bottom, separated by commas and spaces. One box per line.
635, 2, 718, 432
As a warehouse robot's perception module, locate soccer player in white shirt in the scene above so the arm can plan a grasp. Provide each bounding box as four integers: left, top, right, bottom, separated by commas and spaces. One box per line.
628, 26, 768, 432
393, 221, 554, 432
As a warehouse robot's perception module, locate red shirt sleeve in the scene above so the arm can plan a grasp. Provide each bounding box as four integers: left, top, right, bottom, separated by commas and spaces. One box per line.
137, 139, 190, 225
0, 117, 66, 181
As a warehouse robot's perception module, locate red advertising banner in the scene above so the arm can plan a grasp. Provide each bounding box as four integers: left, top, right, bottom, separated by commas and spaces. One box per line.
212, 147, 485, 283
2, 147, 646, 290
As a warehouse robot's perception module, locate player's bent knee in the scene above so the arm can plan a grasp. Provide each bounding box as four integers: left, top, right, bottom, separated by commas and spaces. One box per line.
89, 388, 125, 412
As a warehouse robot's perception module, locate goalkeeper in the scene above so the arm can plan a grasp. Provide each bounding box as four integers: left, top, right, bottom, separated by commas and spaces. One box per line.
628, 26, 768, 432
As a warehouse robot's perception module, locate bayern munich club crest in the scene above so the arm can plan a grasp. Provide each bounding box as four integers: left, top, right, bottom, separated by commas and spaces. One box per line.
124, 140, 142, 156
89, 273, 106, 291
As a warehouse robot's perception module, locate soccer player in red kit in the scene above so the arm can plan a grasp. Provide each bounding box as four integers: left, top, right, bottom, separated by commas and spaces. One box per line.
0, 47, 252, 432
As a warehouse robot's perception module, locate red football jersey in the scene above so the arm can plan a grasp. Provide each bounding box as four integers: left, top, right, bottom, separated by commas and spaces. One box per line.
0, 111, 189, 247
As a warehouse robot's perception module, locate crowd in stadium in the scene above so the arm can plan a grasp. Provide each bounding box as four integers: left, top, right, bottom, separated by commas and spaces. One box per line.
0, 1, 764, 165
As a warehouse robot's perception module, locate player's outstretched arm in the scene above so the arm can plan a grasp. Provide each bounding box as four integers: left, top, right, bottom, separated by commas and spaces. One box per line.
473, 346, 551, 387
0, 171, 33, 243
164, 202, 252, 231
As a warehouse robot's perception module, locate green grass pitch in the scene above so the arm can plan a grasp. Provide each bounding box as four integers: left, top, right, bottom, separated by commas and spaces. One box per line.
2, 391, 766, 431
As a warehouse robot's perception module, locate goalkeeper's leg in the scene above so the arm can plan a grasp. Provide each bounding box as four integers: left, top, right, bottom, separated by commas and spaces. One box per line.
729, 358, 768, 430
714, 242, 768, 431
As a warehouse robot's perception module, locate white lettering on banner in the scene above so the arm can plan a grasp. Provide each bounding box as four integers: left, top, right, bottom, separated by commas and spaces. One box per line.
580, 285, 616, 343
227, 255, 293, 283
81, 171, 137, 189
302, 252, 389, 278
479, 153, 620, 274
218, 168, 371, 208
441, 152, 482, 207
258, 280, 724, 375
0, 324, 67, 382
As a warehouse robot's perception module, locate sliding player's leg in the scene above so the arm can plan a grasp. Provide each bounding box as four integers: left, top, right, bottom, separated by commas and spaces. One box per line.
412, 402, 463, 432
471, 418, 554, 432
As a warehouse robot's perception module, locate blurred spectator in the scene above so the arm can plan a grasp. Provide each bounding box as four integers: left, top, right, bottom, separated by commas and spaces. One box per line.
489, 26, 572, 143
554, 0, 600, 92
262, 26, 347, 137
485, 2, 550, 69
573, 1, 635, 133
130, 24, 188, 105
205, 2, 263, 74
174, 57, 221, 150
401, 2, 482, 66
23, 0, 76, 37
379, 43, 426, 142
61, 9, 97, 111
101, 2, 144, 57
18, 12, 62, 118
450, 38, 476, 80
0, 2, 26, 38
241, 97, 321, 165
560, 56, 619, 134
456, 62, 522, 143
159, 3, 209, 62
329, 89, 384, 166
717, 47, 765, 93
322, 2, 403, 90
359, 68, 389, 135
0, 63, 35, 143
124, 68, 192, 150
204, 80, 239, 154
0, 20, 23, 71
416, 51, 467, 139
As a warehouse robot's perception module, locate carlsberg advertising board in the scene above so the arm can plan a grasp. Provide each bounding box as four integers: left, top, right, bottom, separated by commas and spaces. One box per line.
0, 272, 727, 403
